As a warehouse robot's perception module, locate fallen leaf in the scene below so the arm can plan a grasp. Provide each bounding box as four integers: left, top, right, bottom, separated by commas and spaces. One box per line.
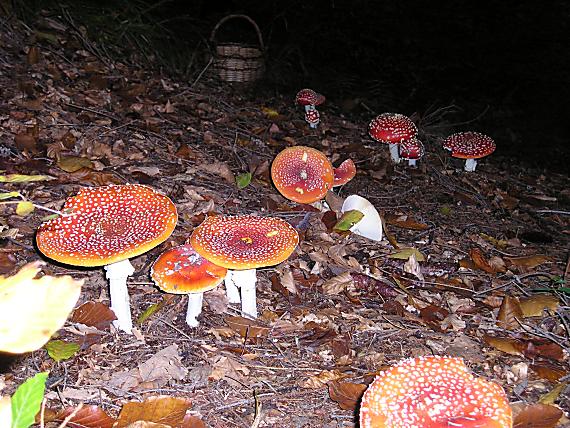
199, 162, 235, 183
327, 381, 367, 411
236, 172, 252, 189
497, 296, 523, 330
72, 301, 117, 330
44, 340, 80, 362
539, 382, 568, 405
209, 355, 250, 382
299, 370, 346, 389
389, 247, 425, 262
0, 262, 82, 353
519, 294, 559, 317
0, 174, 54, 183
333, 210, 364, 232
530, 363, 567, 382
225, 316, 269, 340
56, 405, 115, 428
115, 396, 192, 428
470, 247, 497, 274
322, 271, 354, 295
506, 254, 551, 270
483, 335, 524, 356
57, 155, 94, 172
15, 201, 34, 216
403, 253, 424, 281
384, 213, 429, 230
512, 403, 562, 428
279, 267, 298, 294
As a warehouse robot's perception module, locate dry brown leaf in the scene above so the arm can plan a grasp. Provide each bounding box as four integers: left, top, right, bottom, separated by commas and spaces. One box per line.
124, 422, 170, 428
209, 355, 250, 382
225, 316, 269, 339
403, 253, 424, 281
384, 213, 429, 230
519, 294, 559, 317
115, 396, 192, 428
299, 370, 346, 389
199, 162, 235, 183
279, 267, 298, 294
506, 254, 551, 270
57, 405, 115, 428
327, 381, 367, 411
539, 382, 568, 405
512, 403, 563, 428
71, 301, 117, 330
322, 271, 354, 295
483, 335, 524, 356
497, 296, 523, 330
469, 247, 497, 273
530, 364, 567, 382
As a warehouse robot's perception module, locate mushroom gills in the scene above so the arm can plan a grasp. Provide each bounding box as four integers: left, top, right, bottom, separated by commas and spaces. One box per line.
341, 195, 383, 241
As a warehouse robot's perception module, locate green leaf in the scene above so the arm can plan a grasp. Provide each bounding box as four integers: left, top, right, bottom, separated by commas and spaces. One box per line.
333, 210, 364, 232
236, 172, 252, 189
0, 192, 21, 200
439, 205, 453, 216
15, 202, 34, 216
0, 174, 53, 183
389, 247, 426, 262
137, 302, 161, 325
10, 372, 48, 428
44, 340, 80, 362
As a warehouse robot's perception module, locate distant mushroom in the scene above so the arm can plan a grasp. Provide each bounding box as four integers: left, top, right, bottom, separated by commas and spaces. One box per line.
151, 244, 227, 327
36, 184, 178, 334
360, 355, 512, 428
341, 195, 382, 241
304, 108, 320, 128
190, 215, 299, 319
333, 159, 357, 187
442, 131, 496, 172
271, 146, 334, 204
399, 137, 425, 167
369, 113, 418, 163
295, 88, 325, 112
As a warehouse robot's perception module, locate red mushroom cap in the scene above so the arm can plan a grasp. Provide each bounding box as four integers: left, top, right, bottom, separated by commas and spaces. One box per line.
151, 244, 227, 294
399, 137, 425, 160
305, 108, 320, 126
333, 159, 356, 186
36, 184, 177, 267
190, 215, 299, 270
360, 356, 512, 428
295, 88, 325, 107
369, 113, 418, 144
442, 132, 496, 159
271, 146, 334, 204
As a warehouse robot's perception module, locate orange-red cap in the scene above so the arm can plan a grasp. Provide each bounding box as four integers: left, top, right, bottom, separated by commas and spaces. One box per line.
333, 158, 356, 186
443, 132, 496, 159
360, 356, 512, 428
271, 146, 334, 204
190, 215, 299, 270
369, 113, 418, 144
36, 184, 177, 267
151, 244, 227, 294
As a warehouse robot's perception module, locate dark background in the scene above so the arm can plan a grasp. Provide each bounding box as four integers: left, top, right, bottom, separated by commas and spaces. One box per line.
18, 0, 570, 170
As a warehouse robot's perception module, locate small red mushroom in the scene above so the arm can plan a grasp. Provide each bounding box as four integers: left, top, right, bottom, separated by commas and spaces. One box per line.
190, 215, 299, 319
369, 113, 418, 163
333, 159, 356, 187
305, 108, 320, 128
399, 137, 425, 167
442, 131, 496, 172
271, 146, 334, 204
360, 355, 512, 428
295, 88, 325, 112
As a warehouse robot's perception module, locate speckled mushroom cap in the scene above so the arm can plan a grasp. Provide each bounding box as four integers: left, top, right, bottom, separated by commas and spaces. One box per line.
190, 215, 299, 270
333, 159, 356, 186
151, 244, 227, 294
271, 146, 334, 204
295, 88, 325, 106
36, 184, 178, 267
368, 113, 418, 144
304, 108, 320, 126
399, 137, 425, 160
360, 356, 512, 428
443, 132, 496, 159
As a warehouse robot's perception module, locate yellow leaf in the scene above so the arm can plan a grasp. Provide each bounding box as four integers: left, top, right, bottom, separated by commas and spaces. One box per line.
16, 201, 34, 216
261, 106, 280, 118
0, 262, 82, 353
0, 174, 54, 183
389, 247, 425, 262
539, 382, 568, 405
57, 155, 94, 173
519, 294, 559, 317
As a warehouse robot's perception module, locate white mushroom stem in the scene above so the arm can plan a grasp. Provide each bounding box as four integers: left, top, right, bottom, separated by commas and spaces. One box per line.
225, 269, 258, 319
408, 159, 417, 167
309, 121, 318, 129
388, 143, 401, 163
341, 195, 383, 241
304, 104, 313, 113
186, 293, 203, 328
224, 271, 241, 304
464, 158, 478, 172
105, 259, 135, 334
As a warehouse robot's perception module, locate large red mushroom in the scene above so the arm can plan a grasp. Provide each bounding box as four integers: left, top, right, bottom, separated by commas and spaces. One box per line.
369, 113, 418, 163
36, 184, 177, 333
190, 215, 299, 319
442, 131, 496, 172
360, 355, 512, 428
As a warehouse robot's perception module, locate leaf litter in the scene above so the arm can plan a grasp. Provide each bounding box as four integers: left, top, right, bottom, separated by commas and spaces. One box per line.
0, 12, 569, 428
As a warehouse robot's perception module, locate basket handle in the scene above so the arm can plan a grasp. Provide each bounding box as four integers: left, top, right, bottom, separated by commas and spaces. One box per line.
210, 14, 264, 51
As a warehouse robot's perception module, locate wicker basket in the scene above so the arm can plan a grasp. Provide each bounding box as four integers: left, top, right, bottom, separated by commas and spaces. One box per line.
209, 14, 265, 84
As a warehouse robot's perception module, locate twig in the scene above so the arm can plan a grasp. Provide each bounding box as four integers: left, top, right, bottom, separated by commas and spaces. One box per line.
250, 390, 263, 428
536, 210, 570, 216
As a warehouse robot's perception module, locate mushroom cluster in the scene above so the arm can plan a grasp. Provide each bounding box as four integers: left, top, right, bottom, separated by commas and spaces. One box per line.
295, 88, 325, 128
368, 113, 421, 164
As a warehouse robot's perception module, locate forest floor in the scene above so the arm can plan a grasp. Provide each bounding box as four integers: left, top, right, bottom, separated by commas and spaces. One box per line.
1, 14, 569, 428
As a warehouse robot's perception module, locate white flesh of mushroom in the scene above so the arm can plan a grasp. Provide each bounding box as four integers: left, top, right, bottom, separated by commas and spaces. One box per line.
105, 258, 135, 334
186, 293, 203, 327
224, 270, 241, 304
225, 269, 258, 319
341, 195, 383, 241
408, 159, 417, 167
388, 143, 401, 163
464, 158, 478, 172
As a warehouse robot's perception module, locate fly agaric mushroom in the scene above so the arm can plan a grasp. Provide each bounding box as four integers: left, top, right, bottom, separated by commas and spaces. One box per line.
271, 146, 334, 204
295, 88, 325, 112
369, 113, 418, 164
36, 184, 177, 334
442, 131, 496, 172
151, 244, 227, 327
360, 355, 512, 428
305, 108, 320, 128
333, 159, 357, 187
190, 215, 299, 319
399, 137, 425, 167
341, 195, 382, 241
